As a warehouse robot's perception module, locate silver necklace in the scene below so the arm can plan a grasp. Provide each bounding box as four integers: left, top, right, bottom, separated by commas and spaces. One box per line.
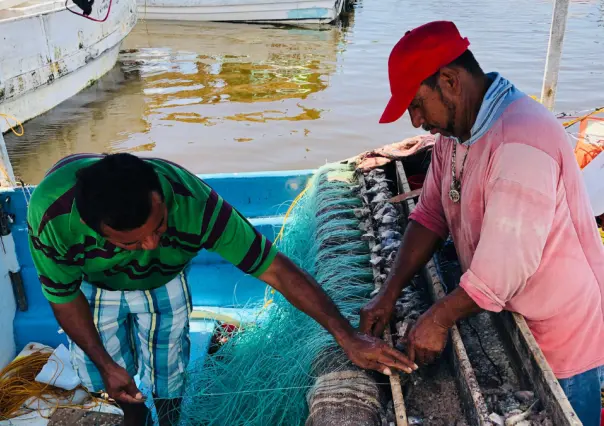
449, 143, 470, 203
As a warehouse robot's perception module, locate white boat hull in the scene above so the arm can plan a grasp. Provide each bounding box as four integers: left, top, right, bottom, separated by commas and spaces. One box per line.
137, 0, 345, 23
0, 0, 137, 133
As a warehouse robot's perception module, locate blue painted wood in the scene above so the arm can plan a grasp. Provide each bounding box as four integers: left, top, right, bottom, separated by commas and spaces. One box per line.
1, 169, 312, 354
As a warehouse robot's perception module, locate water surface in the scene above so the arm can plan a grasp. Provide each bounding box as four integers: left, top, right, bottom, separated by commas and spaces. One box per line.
6, 0, 604, 183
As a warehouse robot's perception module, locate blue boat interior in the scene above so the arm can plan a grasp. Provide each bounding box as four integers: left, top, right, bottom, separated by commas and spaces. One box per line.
1, 169, 313, 366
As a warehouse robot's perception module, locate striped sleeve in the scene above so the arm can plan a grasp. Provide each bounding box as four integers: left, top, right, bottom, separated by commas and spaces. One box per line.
27, 213, 83, 304
156, 158, 279, 277
201, 194, 278, 277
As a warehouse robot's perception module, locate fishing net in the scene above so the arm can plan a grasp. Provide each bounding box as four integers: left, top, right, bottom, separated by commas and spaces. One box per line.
178, 162, 379, 426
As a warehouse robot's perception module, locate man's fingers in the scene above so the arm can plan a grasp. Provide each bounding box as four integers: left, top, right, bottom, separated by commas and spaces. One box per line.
363, 360, 391, 376
359, 311, 373, 335
383, 345, 418, 371
114, 390, 144, 404
125, 381, 144, 401
373, 318, 387, 337
377, 353, 413, 374
415, 348, 428, 367
407, 343, 416, 363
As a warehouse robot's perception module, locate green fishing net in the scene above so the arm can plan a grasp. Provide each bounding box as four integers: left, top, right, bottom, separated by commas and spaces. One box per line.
179, 163, 374, 426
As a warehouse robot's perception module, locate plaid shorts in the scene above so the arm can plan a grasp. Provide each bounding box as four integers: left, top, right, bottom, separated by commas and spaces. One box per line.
69, 273, 192, 398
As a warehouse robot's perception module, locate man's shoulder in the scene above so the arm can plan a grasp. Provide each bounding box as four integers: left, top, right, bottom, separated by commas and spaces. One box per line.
146, 158, 211, 200
28, 155, 101, 238
495, 97, 570, 161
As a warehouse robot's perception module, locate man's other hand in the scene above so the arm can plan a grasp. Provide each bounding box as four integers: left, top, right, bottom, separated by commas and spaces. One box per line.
340, 332, 418, 375
359, 292, 396, 337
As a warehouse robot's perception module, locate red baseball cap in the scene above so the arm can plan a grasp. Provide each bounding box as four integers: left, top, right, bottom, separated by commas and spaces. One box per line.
379, 21, 470, 124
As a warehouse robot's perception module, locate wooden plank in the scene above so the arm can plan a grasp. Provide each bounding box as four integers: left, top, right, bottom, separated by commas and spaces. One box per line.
384, 327, 409, 426
394, 161, 491, 426
494, 312, 581, 426
48, 408, 123, 426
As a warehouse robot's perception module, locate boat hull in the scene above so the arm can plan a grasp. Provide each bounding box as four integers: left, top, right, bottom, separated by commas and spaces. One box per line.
0, 0, 137, 133
136, 0, 345, 23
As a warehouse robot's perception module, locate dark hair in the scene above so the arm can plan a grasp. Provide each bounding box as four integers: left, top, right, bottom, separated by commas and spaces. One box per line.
423, 49, 484, 89
74, 153, 163, 234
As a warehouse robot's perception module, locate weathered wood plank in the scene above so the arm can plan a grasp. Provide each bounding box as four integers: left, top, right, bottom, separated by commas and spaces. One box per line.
48, 408, 123, 426
494, 312, 581, 426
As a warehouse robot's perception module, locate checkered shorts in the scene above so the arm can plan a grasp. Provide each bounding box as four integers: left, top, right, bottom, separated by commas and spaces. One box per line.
69, 274, 192, 398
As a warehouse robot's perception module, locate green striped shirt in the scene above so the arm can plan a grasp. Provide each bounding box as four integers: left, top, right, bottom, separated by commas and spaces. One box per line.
27, 154, 278, 304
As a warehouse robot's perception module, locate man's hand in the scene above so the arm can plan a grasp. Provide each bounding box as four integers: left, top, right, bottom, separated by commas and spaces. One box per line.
359, 291, 396, 337
406, 287, 483, 365
405, 311, 449, 366
100, 363, 144, 404
259, 254, 417, 376
340, 332, 418, 375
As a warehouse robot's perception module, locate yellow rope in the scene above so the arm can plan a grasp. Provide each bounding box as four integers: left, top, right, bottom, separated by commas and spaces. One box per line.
261, 181, 312, 309
0, 162, 12, 185
0, 113, 24, 187
0, 113, 24, 137
529, 98, 604, 130
0, 350, 106, 420
562, 106, 604, 129
273, 185, 310, 244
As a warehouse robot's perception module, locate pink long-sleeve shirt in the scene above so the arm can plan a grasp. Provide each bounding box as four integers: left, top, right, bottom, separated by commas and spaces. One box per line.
409, 96, 604, 379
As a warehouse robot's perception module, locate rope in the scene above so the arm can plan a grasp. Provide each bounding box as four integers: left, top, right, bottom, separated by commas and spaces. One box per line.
562, 106, 604, 129
261, 180, 313, 309
274, 184, 311, 244
0, 350, 106, 420
0, 113, 24, 137
0, 113, 23, 188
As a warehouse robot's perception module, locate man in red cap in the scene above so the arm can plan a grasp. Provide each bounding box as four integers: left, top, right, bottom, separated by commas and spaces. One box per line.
359, 21, 604, 425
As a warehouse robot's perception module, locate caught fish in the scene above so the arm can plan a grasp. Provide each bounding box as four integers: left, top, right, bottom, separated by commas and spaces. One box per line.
371, 193, 389, 203
382, 240, 401, 252
504, 400, 538, 425
376, 204, 396, 218
380, 230, 402, 240
370, 256, 383, 266
354, 207, 370, 218
359, 221, 371, 232
381, 213, 398, 224
361, 232, 376, 241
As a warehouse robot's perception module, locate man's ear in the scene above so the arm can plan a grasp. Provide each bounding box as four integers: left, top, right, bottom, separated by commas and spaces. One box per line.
438, 67, 462, 97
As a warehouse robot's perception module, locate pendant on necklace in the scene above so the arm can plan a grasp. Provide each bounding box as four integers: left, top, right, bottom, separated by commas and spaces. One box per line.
449, 189, 461, 203
449, 183, 461, 203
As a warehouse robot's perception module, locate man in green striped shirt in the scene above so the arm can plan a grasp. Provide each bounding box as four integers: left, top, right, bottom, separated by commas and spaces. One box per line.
28, 153, 415, 425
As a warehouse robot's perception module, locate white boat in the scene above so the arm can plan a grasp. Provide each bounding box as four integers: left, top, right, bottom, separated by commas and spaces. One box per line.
136, 0, 347, 24
0, 0, 137, 134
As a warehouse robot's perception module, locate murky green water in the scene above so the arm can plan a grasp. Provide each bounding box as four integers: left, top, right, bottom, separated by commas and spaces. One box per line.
6, 0, 604, 183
